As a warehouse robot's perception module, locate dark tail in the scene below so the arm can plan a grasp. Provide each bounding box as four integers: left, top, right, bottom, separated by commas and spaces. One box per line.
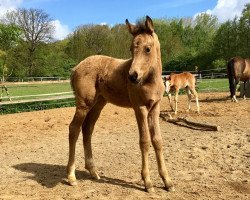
227, 58, 235, 98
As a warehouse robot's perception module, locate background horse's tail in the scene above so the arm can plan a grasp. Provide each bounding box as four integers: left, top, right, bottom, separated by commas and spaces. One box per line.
227, 58, 235, 98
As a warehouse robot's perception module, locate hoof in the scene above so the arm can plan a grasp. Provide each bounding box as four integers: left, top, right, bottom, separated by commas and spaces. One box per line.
145, 187, 155, 193
90, 171, 100, 180
166, 186, 175, 192
68, 176, 77, 186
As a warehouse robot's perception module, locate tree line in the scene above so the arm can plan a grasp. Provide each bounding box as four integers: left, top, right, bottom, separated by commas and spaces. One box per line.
0, 4, 249, 80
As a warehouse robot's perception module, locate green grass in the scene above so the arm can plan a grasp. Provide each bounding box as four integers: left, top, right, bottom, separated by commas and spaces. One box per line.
5, 82, 72, 96
1, 82, 72, 101
197, 78, 229, 92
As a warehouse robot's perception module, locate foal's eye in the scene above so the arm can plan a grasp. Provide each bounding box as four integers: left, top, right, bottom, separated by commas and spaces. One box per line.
145, 47, 151, 53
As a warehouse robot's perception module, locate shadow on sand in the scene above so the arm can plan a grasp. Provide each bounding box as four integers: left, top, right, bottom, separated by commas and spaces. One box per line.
13, 163, 144, 191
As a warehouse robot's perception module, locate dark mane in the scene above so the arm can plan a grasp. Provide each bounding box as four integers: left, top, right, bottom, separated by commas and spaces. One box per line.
133, 21, 152, 35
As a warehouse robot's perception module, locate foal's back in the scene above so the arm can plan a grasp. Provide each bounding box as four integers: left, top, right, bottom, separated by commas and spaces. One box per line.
170, 72, 196, 89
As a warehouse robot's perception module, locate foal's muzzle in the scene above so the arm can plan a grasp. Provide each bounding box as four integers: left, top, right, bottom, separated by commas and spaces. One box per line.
128, 72, 139, 84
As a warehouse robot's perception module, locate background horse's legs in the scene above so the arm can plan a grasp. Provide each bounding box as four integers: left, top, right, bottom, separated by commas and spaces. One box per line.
67, 105, 89, 186
243, 81, 247, 100
185, 88, 192, 111
148, 103, 174, 191
232, 79, 240, 102
134, 106, 153, 192
82, 97, 107, 179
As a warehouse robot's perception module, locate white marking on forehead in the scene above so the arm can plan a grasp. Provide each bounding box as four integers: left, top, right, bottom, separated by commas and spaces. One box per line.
165, 80, 171, 93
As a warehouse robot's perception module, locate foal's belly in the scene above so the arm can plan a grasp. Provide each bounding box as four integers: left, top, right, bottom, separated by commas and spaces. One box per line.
101, 91, 132, 108
98, 82, 132, 108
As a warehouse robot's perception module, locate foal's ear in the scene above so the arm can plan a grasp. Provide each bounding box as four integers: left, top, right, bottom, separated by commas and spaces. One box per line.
145, 16, 154, 34
125, 19, 136, 35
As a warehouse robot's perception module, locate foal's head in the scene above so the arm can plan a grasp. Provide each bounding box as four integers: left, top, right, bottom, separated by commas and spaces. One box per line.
163, 76, 171, 93
126, 16, 161, 84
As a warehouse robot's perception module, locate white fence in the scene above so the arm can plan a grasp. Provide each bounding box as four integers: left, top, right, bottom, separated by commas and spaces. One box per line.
1, 77, 69, 82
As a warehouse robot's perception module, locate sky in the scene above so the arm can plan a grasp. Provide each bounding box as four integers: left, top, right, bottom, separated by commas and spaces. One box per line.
0, 0, 249, 40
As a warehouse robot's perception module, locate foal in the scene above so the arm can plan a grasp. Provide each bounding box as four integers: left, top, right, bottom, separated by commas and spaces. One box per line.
67, 16, 174, 193
164, 72, 200, 114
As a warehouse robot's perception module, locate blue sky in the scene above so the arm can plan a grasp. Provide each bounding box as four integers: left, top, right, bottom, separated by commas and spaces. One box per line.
21, 0, 217, 28
1, 0, 249, 39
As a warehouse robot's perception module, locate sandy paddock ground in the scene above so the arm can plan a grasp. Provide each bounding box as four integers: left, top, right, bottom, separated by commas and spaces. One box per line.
0, 92, 249, 200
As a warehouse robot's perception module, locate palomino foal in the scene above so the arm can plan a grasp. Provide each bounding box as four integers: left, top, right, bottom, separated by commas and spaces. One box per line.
164, 72, 200, 114
67, 16, 174, 193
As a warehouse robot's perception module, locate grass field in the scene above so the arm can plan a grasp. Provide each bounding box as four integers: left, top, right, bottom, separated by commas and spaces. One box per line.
5, 82, 72, 96
197, 78, 229, 92
1, 82, 72, 101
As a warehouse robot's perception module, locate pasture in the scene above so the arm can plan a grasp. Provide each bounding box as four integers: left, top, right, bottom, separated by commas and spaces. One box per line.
1, 82, 72, 101
0, 92, 249, 200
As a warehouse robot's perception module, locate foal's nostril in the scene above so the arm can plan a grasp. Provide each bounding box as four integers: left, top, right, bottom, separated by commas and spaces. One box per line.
128, 72, 138, 83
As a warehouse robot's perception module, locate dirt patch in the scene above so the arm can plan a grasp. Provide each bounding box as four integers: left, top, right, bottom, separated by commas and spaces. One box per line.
0, 92, 249, 200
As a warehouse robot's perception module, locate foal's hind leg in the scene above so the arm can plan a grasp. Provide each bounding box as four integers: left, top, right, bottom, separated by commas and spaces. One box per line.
148, 103, 174, 192
190, 87, 200, 113
67, 105, 89, 186
82, 97, 107, 179
185, 88, 192, 112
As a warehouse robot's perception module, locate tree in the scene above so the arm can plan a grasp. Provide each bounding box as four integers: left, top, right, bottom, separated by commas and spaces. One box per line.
0, 23, 21, 51
238, 3, 250, 57
213, 4, 250, 61
4, 8, 55, 76
192, 13, 218, 53
0, 23, 21, 82
67, 24, 116, 62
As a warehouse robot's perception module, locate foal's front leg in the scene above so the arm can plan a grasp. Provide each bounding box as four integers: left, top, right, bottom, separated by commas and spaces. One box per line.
134, 106, 153, 192
148, 103, 174, 191
167, 93, 174, 111
174, 89, 179, 114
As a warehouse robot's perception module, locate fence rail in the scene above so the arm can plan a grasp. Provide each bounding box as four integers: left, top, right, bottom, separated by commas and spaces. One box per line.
1, 77, 69, 82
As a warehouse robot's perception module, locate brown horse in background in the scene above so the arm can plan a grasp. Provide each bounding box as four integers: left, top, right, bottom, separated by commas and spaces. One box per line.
67, 16, 174, 193
227, 57, 250, 102
163, 72, 200, 114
